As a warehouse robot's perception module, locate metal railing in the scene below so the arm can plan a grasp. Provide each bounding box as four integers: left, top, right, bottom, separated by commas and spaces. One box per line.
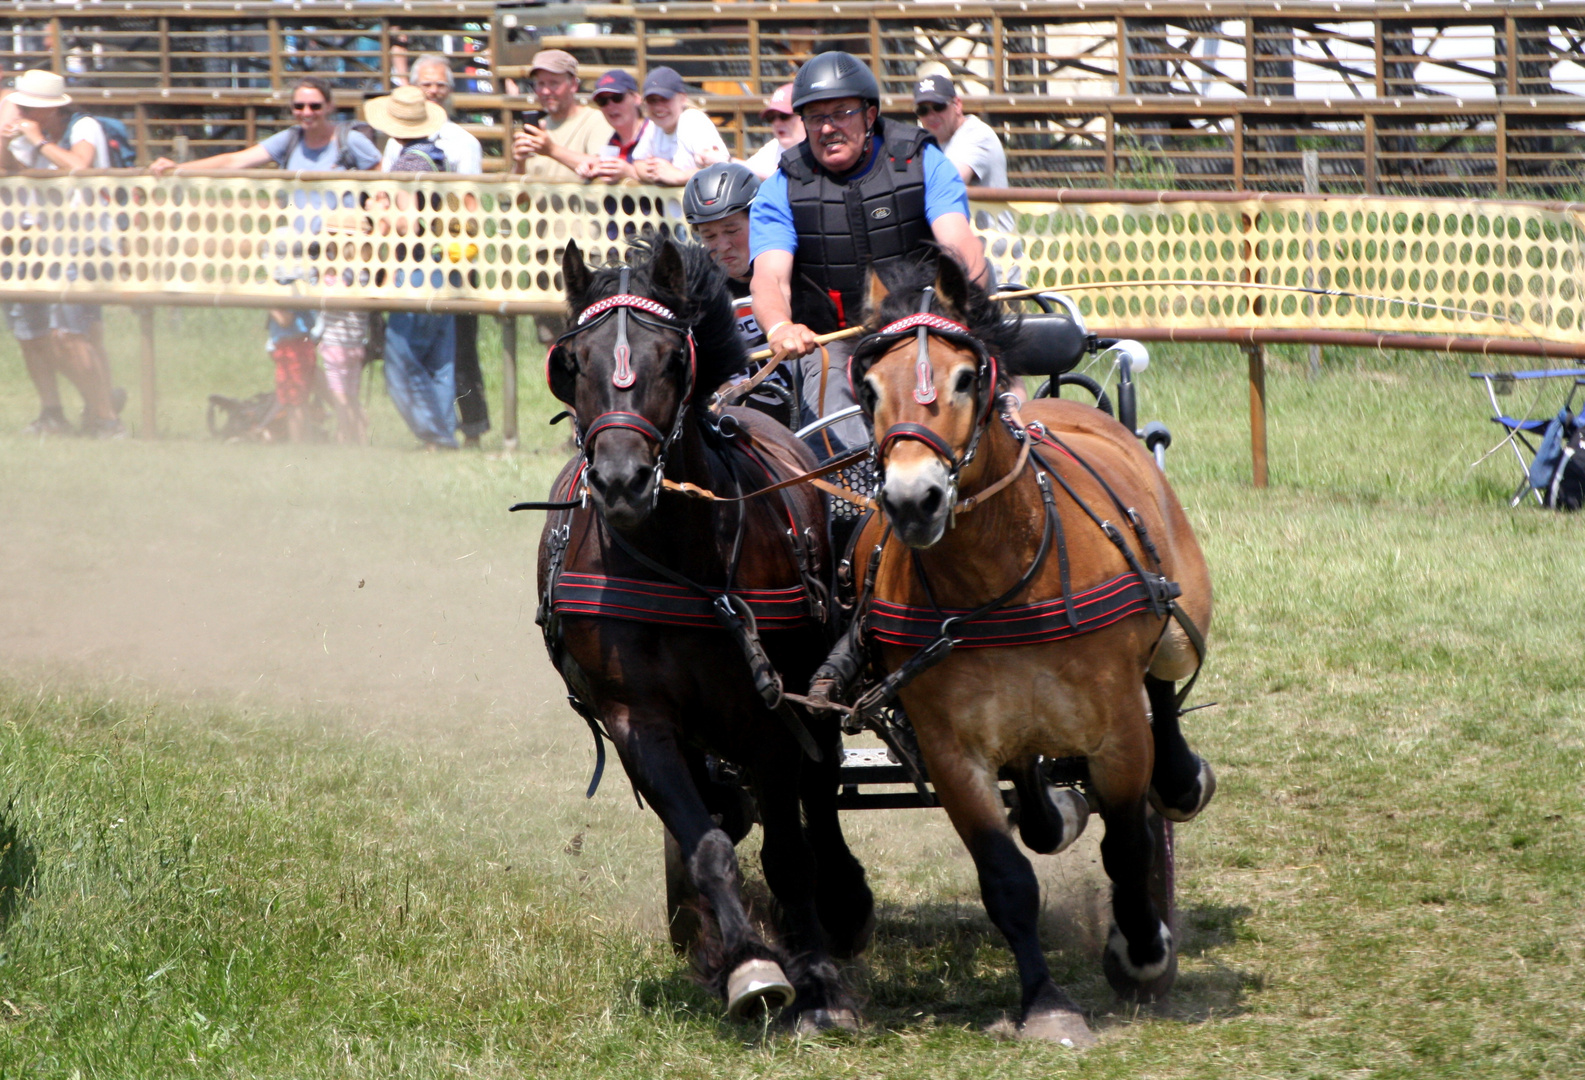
5, 2, 1585, 193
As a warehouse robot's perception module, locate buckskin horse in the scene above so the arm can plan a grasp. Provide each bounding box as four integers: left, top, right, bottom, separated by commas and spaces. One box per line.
529, 237, 872, 1030
809, 254, 1215, 1046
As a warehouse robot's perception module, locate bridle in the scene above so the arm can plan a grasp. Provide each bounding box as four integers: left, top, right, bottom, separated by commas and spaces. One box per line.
850, 289, 1003, 512
546, 266, 698, 508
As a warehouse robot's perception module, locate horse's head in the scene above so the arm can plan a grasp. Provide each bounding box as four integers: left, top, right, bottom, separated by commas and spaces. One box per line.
550, 239, 701, 530
850, 254, 1013, 548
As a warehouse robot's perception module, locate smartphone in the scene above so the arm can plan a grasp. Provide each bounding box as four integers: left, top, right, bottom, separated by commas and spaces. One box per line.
520, 109, 547, 129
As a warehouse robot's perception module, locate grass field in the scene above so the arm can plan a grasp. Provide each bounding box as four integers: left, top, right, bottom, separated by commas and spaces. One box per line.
0, 307, 1582, 1078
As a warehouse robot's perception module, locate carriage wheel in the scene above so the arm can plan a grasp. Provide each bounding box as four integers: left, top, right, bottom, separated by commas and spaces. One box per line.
663, 828, 702, 956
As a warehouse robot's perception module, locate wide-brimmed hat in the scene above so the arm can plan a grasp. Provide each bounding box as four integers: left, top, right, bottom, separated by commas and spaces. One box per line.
8, 69, 71, 109
363, 85, 446, 139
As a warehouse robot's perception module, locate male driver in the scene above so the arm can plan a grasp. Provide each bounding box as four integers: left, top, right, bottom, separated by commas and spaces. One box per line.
578, 69, 648, 182
742, 83, 805, 180
379, 54, 490, 446
630, 67, 729, 186
748, 52, 986, 449
913, 73, 1007, 188
511, 50, 614, 183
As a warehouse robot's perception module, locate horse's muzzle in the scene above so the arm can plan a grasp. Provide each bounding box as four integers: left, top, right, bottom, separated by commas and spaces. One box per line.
879, 458, 952, 549
587, 435, 659, 529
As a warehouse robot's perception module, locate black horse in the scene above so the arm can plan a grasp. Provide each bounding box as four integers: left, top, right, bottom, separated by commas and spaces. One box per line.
534, 237, 873, 1029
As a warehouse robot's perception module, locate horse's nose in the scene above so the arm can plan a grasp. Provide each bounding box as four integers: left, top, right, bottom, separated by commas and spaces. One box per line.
880, 462, 952, 549
587, 442, 658, 526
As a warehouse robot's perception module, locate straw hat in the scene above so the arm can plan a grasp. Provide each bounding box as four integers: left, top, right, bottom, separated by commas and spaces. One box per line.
8, 70, 72, 109
363, 85, 446, 140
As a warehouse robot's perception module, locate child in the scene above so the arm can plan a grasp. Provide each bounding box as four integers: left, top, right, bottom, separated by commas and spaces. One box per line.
317, 310, 370, 444
266, 309, 317, 442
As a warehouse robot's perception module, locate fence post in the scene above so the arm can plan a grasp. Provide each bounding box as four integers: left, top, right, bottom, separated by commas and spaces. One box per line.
139, 307, 157, 439
1303, 149, 1321, 376
499, 314, 518, 450
1247, 343, 1268, 488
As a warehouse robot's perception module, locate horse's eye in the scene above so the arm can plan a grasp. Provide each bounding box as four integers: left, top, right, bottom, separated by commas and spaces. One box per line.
953, 369, 975, 396
859, 377, 879, 415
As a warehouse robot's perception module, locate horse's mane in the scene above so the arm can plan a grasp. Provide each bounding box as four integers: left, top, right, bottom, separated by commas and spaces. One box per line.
567, 235, 747, 403
864, 247, 1023, 367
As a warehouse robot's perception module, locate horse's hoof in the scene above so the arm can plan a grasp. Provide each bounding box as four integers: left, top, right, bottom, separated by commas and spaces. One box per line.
1044, 785, 1090, 854
1102, 923, 1177, 1002
726, 958, 796, 1019
794, 1007, 860, 1035
1150, 758, 1217, 823
1018, 1008, 1097, 1048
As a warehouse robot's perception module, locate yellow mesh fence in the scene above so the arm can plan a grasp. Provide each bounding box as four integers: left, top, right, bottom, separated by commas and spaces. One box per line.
972, 196, 1585, 350
2, 172, 1583, 354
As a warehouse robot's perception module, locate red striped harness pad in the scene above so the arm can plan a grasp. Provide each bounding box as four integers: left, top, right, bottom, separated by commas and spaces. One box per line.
551, 572, 813, 630
869, 572, 1154, 649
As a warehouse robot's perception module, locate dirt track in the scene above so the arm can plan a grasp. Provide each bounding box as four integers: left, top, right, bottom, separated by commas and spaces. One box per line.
0, 439, 563, 740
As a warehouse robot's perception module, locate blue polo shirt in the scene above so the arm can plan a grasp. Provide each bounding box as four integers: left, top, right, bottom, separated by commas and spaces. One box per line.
749, 136, 969, 262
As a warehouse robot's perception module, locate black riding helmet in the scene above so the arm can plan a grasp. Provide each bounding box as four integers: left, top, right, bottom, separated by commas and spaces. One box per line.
682, 162, 760, 225
791, 51, 880, 111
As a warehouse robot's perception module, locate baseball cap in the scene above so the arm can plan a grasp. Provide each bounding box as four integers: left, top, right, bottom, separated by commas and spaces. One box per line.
528, 50, 579, 78
760, 83, 795, 120
912, 74, 957, 105
642, 66, 689, 99
592, 69, 638, 100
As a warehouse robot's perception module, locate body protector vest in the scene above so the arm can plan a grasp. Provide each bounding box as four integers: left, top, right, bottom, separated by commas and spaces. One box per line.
780, 118, 936, 333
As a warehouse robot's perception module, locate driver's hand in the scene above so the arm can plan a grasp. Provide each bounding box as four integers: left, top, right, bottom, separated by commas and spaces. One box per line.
768, 321, 817, 362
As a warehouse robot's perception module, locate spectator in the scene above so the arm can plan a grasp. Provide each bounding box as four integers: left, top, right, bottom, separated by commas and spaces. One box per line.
265, 309, 317, 442
380, 53, 482, 174
0, 70, 123, 437
577, 69, 647, 182
149, 76, 381, 174
365, 88, 459, 449
316, 306, 369, 445
912, 74, 1007, 188
510, 50, 613, 183
742, 83, 804, 180
377, 55, 490, 447
631, 67, 728, 186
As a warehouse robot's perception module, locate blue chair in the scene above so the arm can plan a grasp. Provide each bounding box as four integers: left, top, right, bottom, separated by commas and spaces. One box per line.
1469, 367, 1585, 505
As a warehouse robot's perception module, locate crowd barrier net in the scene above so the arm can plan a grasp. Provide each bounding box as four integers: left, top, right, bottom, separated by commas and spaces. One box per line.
3, 171, 1584, 356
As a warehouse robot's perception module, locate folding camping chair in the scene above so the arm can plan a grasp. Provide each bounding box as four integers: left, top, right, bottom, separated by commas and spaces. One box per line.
1469, 367, 1585, 506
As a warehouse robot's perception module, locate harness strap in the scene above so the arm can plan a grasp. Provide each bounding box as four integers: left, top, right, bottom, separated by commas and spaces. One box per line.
600, 515, 824, 763
879, 421, 957, 462
660, 446, 871, 504
586, 410, 666, 446
851, 472, 1057, 719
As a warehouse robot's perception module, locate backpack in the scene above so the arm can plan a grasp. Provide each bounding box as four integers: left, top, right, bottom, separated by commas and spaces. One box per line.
1528, 407, 1585, 511
1547, 428, 1585, 511
390, 138, 447, 173
277, 120, 378, 170
63, 113, 137, 168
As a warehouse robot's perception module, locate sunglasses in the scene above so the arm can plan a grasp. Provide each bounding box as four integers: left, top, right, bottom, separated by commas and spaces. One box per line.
291, 101, 326, 112
915, 101, 948, 117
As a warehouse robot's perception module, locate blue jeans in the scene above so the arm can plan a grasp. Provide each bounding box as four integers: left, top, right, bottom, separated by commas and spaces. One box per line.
384, 313, 457, 448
